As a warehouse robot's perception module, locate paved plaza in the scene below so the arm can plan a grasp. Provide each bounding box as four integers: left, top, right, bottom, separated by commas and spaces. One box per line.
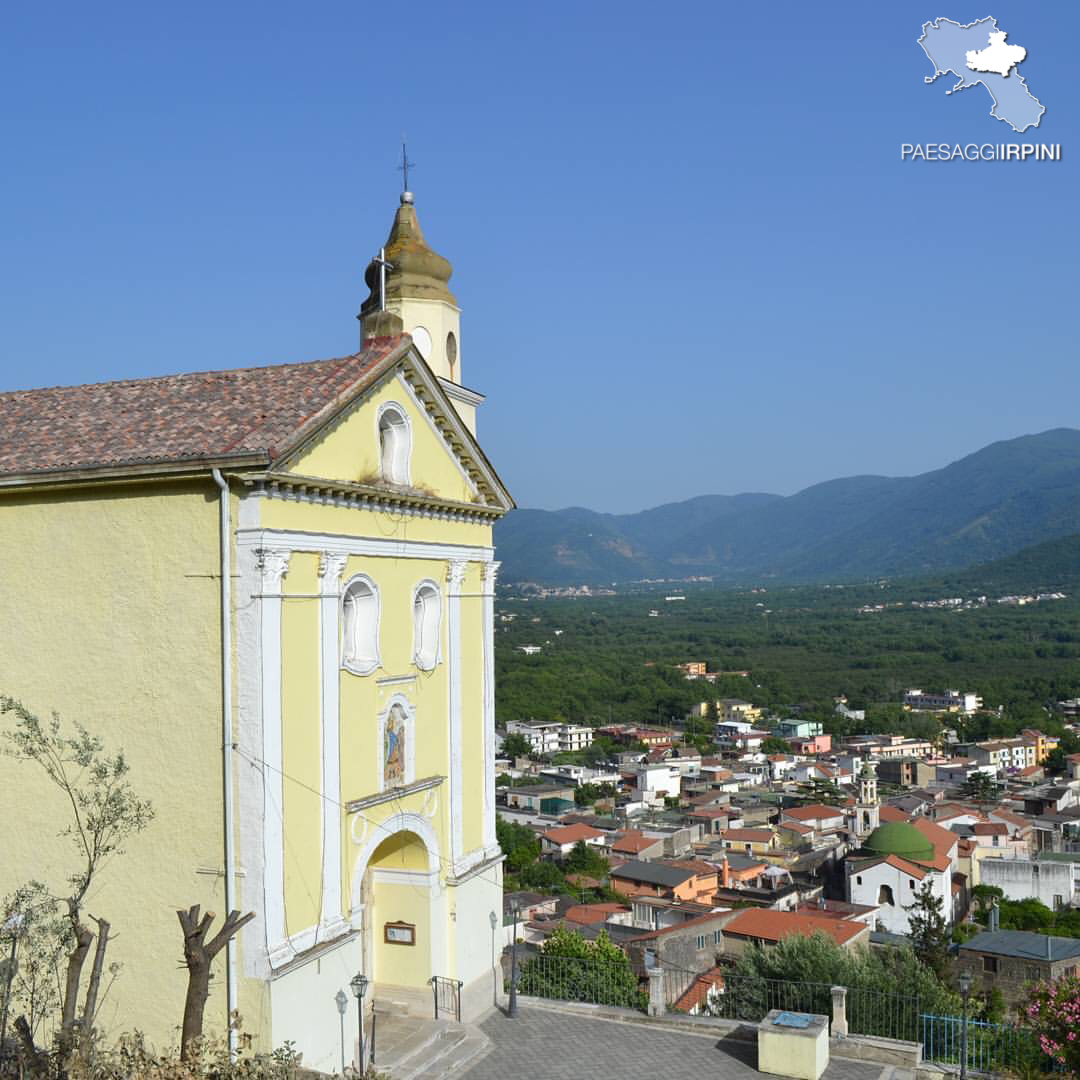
461, 1006, 902, 1080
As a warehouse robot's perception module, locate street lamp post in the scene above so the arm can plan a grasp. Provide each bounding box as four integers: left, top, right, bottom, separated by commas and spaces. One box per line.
508, 900, 520, 1018
334, 989, 348, 1075
958, 970, 973, 1080
350, 972, 369, 1075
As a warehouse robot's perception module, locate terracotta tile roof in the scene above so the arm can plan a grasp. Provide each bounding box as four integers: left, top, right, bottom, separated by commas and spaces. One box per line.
912, 816, 958, 865
879, 806, 912, 824
776, 821, 813, 834
541, 824, 606, 846
0, 338, 405, 478
722, 909, 866, 946
719, 828, 774, 843
611, 831, 660, 854
665, 859, 719, 876
564, 903, 630, 926
972, 822, 1008, 836
883, 854, 928, 879
673, 967, 726, 1012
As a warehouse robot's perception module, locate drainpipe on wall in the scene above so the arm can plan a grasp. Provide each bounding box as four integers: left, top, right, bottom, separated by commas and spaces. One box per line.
212, 468, 238, 1058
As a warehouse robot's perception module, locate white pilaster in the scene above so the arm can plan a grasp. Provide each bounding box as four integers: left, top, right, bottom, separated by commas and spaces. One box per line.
258, 547, 292, 967
446, 559, 467, 865
318, 552, 349, 940
481, 561, 500, 852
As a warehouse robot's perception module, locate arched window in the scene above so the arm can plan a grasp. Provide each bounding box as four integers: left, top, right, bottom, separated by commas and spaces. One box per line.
378, 405, 411, 485
878, 884, 895, 906
412, 581, 442, 671
342, 576, 380, 675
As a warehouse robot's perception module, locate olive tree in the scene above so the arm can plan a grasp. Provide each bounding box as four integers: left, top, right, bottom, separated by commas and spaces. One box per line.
1, 697, 153, 1063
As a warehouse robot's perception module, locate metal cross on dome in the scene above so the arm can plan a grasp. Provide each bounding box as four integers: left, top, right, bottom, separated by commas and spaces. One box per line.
398, 140, 416, 194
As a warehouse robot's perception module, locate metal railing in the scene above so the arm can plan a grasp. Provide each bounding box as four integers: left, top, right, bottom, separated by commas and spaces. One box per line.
430, 975, 463, 1022
662, 970, 921, 1043
920, 1014, 1047, 1075
512, 953, 647, 1010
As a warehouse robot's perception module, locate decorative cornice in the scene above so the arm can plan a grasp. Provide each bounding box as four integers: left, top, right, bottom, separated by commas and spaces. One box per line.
250, 471, 505, 523
345, 774, 444, 814
445, 850, 506, 888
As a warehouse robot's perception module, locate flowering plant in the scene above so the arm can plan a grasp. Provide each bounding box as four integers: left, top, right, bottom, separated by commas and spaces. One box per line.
1021, 974, 1080, 1077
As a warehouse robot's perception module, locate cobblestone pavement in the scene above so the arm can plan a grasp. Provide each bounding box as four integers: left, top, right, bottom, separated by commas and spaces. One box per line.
461, 1006, 892, 1080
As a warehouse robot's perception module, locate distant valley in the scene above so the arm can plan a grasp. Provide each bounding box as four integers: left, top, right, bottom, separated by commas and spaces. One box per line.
496, 428, 1080, 586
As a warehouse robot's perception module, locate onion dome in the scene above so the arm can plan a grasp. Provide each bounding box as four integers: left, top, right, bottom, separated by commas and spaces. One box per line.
863, 822, 934, 862
359, 193, 456, 319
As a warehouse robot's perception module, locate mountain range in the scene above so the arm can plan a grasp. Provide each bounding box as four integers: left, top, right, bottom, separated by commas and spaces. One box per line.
495, 428, 1080, 585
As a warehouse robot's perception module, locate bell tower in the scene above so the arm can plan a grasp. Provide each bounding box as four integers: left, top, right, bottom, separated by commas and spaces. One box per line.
856, 762, 880, 838
359, 172, 482, 433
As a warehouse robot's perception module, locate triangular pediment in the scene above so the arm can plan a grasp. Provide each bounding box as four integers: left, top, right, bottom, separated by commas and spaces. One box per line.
270, 342, 513, 514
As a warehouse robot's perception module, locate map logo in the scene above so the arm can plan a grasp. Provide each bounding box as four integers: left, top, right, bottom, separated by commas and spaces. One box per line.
918, 17, 1044, 132
901, 17, 1059, 162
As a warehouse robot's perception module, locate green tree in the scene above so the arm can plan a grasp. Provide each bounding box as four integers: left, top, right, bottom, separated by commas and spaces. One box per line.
517, 928, 644, 1008
501, 732, 533, 759
732, 932, 960, 1019
496, 815, 540, 873
518, 861, 565, 891
907, 880, 951, 978
563, 840, 609, 878
1043, 733, 1080, 776
963, 772, 999, 802
762, 736, 793, 755
796, 778, 844, 805
1, 698, 154, 1063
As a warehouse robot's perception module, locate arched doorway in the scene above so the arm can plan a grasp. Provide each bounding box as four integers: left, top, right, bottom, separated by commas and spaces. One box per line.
351, 815, 447, 1010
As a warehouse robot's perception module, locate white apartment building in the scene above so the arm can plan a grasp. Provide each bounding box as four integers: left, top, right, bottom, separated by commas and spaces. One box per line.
636, 763, 681, 805
904, 688, 982, 714
973, 739, 1037, 772
559, 724, 594, 752
506, 719, 594, 755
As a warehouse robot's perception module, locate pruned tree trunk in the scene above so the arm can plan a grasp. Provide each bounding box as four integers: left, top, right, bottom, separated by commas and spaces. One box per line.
177, 906, 254, 1062
79, 915, 111, 1055
60, 900, 94, 1052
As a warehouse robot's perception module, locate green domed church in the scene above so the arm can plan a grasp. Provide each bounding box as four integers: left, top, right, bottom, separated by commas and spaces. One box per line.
846, 797, 959, 937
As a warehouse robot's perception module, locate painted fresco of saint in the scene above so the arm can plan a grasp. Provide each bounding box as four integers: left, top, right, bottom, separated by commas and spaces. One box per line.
384, 705, 406, 787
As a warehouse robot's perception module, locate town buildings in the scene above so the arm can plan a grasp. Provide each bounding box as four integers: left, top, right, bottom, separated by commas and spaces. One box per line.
903, 688, 983, 714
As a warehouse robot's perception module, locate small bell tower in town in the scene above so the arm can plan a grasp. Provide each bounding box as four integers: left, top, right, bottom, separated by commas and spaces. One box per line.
855, 762, 880, 838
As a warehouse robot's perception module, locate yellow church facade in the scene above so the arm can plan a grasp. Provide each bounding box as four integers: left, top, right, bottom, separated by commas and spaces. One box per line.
0, 192, 511, 1071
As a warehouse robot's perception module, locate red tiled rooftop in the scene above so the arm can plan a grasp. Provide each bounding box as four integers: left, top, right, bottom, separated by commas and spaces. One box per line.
0, 338, 406, 477
564, 903, 630, 926
719, 828, 774, 843
541, 823, 606, 845
611, 831, 659, 854
673, 967, 726, 1012
722, 908, 866, 946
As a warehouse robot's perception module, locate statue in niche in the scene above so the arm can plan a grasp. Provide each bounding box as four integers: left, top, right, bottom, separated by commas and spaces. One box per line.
384, 704, 406, 788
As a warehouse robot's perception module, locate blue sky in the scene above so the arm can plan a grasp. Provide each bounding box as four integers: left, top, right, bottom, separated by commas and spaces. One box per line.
2, 2, 1077, 512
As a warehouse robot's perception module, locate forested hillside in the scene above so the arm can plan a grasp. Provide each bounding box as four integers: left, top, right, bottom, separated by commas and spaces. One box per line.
494, 574, 1080, 738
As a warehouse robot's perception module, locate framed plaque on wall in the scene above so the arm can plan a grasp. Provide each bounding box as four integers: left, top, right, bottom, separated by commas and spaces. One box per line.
384, 921, 416, 946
